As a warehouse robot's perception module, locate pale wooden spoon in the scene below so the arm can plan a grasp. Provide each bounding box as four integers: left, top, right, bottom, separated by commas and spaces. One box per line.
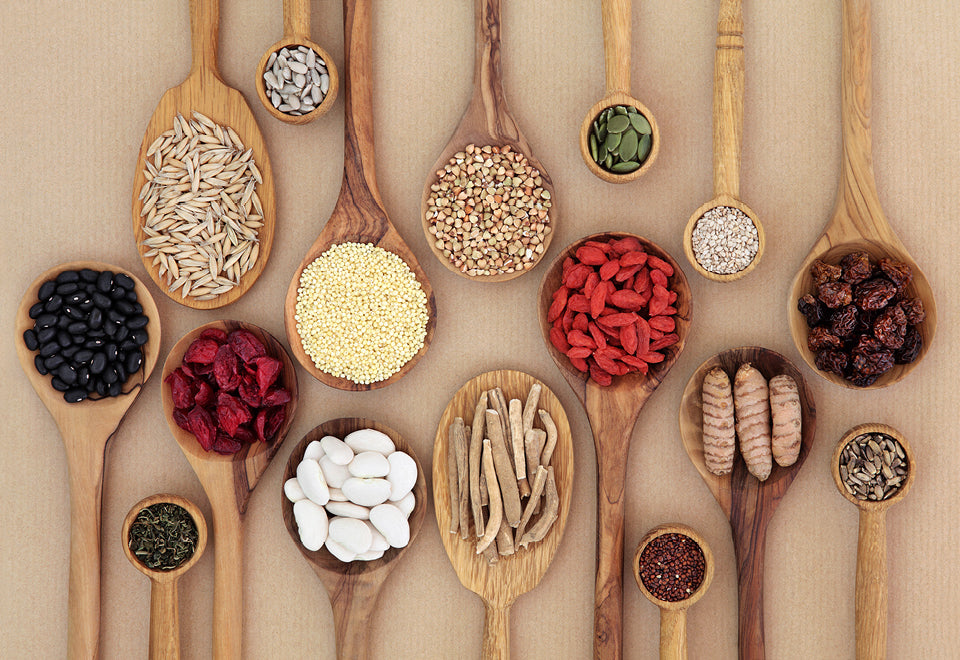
419, 0, 556, 281
537, 234, 691, 659
433, 370, 573, 659
281, 418, 427, 659
161, 320, 298, 660
121, 494, 208, 660
132, 0, 277, 309
283, 0, 436, 390
15, 260, 161, 659
787, 0, 937, 388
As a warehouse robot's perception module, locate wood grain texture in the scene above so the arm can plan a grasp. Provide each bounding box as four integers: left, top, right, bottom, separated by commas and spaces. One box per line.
419, 0, 555, 282
161, 320, 298, 660
679, 347, 816, 660
283, 0, 436, 390
538, 234, 691, 660
787, 0, 937, 388
281, 419, 427, 660
15, 261, 162, 660
433, 370, 573, 660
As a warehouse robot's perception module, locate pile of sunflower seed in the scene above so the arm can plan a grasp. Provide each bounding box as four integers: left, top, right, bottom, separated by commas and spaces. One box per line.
839, 432, 908, 501
263, 45, 330, 116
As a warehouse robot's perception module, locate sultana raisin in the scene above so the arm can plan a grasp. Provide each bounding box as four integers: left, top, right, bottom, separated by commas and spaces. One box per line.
808, 326, 842, 351
873, 306, 907, 349
895, 327, 922, 364
878, 257, 913, 291
810, 260, 843, 286
815, 349, 849, 375
817, 281, 853, 308
898, 298, 926, 325
830, 304, 859, 338
853, 278, 897, 311
798, 294, 825, 327
841, 251, 873, 284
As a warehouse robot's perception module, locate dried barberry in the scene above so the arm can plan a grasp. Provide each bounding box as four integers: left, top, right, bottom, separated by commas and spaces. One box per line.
853, 278, 897, 310
898, 298, 925, 325
817, 281, 853, 308
895, 327, 923, 364
815, 349, 848, 375
841, 251, 873, 284
810, 260, 842, 286
798, 294, 825, 327
808, 326, 842, 351
874, 306, 907, 349
878, 257, 913, 291
830, 304, 859, 338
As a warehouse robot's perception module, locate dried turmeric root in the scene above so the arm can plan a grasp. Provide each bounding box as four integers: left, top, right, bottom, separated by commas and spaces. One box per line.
702, 367, 735, 476
734, 363, 772, 481
769, 374, 801, 467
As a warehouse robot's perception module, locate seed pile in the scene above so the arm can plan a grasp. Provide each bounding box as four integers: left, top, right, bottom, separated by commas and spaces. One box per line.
839, 432, 908, 501
295, 243, 429, 385
691, 206, 759, 274
263, 45, 331, 116
588, 105, 653, 174
138, 112, 263, 301
128, 502, 199, 571
638, 533, 706, 602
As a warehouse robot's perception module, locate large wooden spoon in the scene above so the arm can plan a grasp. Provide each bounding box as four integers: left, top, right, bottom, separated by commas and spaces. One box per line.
537, 233, 692, 660
161, 320, 299, 660
284, 0, 436, 390
432, 370, 574, 659
419, 0, 556, 281
678, 347, 816, 660
787, 0, 937, 388
281, 418, 427, 659
132, 0, 277, 309
15, 260, 161, 659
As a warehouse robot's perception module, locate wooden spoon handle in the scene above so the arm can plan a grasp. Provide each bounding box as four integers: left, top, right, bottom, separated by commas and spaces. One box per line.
65, 452, 106, 659
342, 0, 381, 201
328, 575, 384, 660
840, 0, 877, 191
732, 513, 768, 660
712, 0, 744, 200
283, 0, 309, 38
190, 0, 219, 75
856, 509, 888, 660
211, 506, 243, 660
594, 456, 628, 659
149, 579, 181, 660
481, 601, 512, 660
601, 0, 632, 94
659, 609, 688, 660
471, 0, 510, 127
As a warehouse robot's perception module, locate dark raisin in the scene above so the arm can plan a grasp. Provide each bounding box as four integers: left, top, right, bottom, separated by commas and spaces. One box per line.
841, 251, 873, 283
854, 278, 897, 311
798, 294, 824, 327
895, 327, 923, 364
852, 349, 895, 376
810, 260, 843, 286
898, 298, 925, 325
815, 349, 849, 375
817, 281, 853, 308
878, 258, 912, 291
831, 304, 859, 338
874, 306, 907, 349
846, 372, 879, 388
808, 326, 842, 351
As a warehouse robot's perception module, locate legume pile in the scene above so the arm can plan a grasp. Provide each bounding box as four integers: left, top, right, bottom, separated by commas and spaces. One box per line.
638, 532, 706, 602
839, 432, 909, 501
691, 205, 759, 274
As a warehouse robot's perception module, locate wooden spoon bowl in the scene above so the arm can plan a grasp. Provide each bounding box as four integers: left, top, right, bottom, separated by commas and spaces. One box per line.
132, 0, 277, 309
281, 418, 427, 659
432, 370, 573, 658
678, 346, 816, 659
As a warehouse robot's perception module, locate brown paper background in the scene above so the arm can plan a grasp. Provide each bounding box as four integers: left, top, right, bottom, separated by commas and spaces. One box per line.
2, 1, 958, 658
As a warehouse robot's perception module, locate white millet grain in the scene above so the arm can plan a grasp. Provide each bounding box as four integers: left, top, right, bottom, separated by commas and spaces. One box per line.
691, 206, 758, 274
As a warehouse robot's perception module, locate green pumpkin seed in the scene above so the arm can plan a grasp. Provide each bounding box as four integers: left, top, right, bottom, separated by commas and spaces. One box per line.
626, 105, 639, 115
589, 133, 598, 161
630, 113, 652, 135
610, 160, 641, 173
604, 130, 621, 151
618, 129, 639, 161
598, 142, 608, 162
614, 106, 628, 116
636, 133, 652, 163
606, 115, 631, 134
604, 153, 614, 169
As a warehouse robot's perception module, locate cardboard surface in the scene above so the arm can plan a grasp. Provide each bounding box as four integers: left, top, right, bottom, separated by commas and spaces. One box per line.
2, 1, 958, 658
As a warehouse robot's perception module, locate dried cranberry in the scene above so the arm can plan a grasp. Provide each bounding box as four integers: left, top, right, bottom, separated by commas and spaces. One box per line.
213, 344, 241, 390
212, 432, 242, 455
817, 281, 853, 308
264, 406, 286, 439
808, 326, 842, 351
896, 327, 923, 364
165, 368, 194, 409
187, 406, 217, 451
874, 306, 907, 349
898, 298, 925, 325
216, 392, 251, 436
797, 294, 824, 327
253, 356, 282, 395
184, 338, 220, 364
853, 278, 897, 311
261, 388, 292, 407
238, 380, 261, 408
841, 251, 873, 284
815, 349, 848, 375
878, 258, 913, 291
810, 260, 842, 286
830, 304, 859, 338
228, 330, 266, 364
199, 328, 229, 344
172, 408, 192, 432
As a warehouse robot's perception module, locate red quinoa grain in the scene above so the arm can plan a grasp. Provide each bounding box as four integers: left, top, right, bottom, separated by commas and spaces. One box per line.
638, 533, 706, 602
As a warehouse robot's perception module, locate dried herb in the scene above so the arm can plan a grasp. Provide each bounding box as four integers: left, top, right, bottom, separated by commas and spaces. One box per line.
128, 502, 198, 571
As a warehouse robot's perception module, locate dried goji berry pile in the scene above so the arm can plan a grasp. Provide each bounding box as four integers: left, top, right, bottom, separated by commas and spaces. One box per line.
547, 237, 680, 386
167, 327, 292, 454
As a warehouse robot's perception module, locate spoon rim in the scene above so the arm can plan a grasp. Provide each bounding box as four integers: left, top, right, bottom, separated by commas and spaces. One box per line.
121, 493, 209, 583
579, 92, 660, 184
254, 36, 339, 125
632, 522, 715, 611
831, 422, 916, 511
682, 195, 765, 283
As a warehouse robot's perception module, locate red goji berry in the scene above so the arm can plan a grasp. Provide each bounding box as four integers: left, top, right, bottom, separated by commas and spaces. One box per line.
546, 289, 568, 322
572, 313, 589, 333
650, 269, 668, 288
587, 322, 607, 350
611, 237, 643, 255
568, 294, 591, 313
610, 289, 645, 310
620, 323, 638, 354
647, 255, 674, 276
566, 346, 592, 359
594, 353, 619, 374
639, 351, 665, 363
649, 333, 680, 351
620, 355, 650, 374
620, 251, 648, 267
601, 312, 638, 327
589, 363, 613, 386
569, 356, 589, 372
648, 316, 675, 332
562, 306, 575, 332
567, 329, 596, 349
583, 271, 600, 298
615, 264, 642, 282
576, 245, 607, 265
590, 285, 607, 318
634, 268, 651, 293
599, 260, 620, 281
563, 264, 591, 289
550, 327, 570, 353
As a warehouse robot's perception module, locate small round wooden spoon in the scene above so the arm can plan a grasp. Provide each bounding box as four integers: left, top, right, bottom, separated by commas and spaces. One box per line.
15, 260, 161, 659
132, 0, 277, 309
538, 233, 691, 660
419, 0, 556, 281
254, 0, 339, 124
633, 523, 715, 660
787, 0, 937, 388
433, 370, 573, 659
161, 320, 298, 660
682, 0, 765, 282
284, 0, 436, 390
831, 423, 916, 660
122, 494, 208, 660
678, 347, 816, 660
281, 418, 427, 659
579, 0, 661, 183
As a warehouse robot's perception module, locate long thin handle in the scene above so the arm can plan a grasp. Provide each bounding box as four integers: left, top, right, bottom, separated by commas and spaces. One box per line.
472, 0, 509, 125
733, 513, 768, 660
856, 509, 887, 660
150, 579, 181, 660
190, 0, 219, 75
593, 448, 630, 659
328, 576, 383, 660
840, 0, 876, 186
211, 506, 243, 660
341, 0, 381, 201
65, 452, 106, 659
712, 0, 745, 200
482, 602, 511, 660
601, 0, 632, 94
659, 609, 688, 660
283, 0, 310, 38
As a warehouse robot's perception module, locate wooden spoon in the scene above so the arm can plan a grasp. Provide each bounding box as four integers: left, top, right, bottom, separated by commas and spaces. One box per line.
787, 0, 937, 388
537, 233, 691, 660
432, 370, 574, 659
161, 320, 299, 660
121, 494, 208, 660
633, 523, 715, 660
14, 261, 161, 659
419, 0, 556, 281
678, 347, 816, 660
281, 418, 427, 659
578, 0, 661, 183
254, 0, 339, 124
283, 0, 436, 390
132, 0, 277, 309
682, 0, 765, 282
831, 423, 916, 660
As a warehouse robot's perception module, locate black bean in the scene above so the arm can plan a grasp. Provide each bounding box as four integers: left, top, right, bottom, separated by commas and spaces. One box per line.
102, 366, 118, 384
44, 295, 63, 312
62, 345, 79, 359
115, 363, 127, 383
37, 327, 56, 343
39, 341, 59, 357
29, 302, 46, 319
51, 376, 70, 392
72, 334, 85, 345
95, 379, 108, 396
129, 302, 143, 315
34, 355, 48, 375
109, 287, 127, 301
57, 315, 71, 329
77, 367, 90, 387
127, 315, 149, 330
74, 349, 94, 363
132, 329, 149, 346
36, 313, 57, 328
120, 339, 137, 351
56, 270, 79, 284
88, 308, 103, 329
79, 269, 98, 282
38, 280, 57, 300
115, 273, 135, 290
68, 321, 87, 334
57, 364, 78, 385
85, 338, 105, 349
56, 282, 79, 295
104, 322, 117, 337
105, 343, 118, 362
115, 300, 135, 315
90, 353, 107, 374
125, 289, 138, 302
125, 350, 143, 374
56, 331, 72, 348
44, 355, 65, 370
107, 309, 125, 324
87, 329, 105, 339
23, 329, 39, 351
65, 306, 85, 320
115, 325, 130, 342
108, 381, 121, 397
64, 389, 88, 404
92, 292, 111, 309
66, 292, 85, 306
96, 271, 113, 292
78, 299, 94, 311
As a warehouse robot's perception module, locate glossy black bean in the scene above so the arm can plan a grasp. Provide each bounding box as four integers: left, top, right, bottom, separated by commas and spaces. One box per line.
116, 349, 127, 364
127, 315, 149, 330
107, 310, 126, 325
115, 363, 127, 383
44, 295, 63, 312
34, 355, 48, 375
66, 292, 85, 306
36, 313, 57, 328
56, 270, 79, 284
125, 289, 138, 302
57, 364, 78, 385
102, 366, 118, 384
74, 349, 94, 363
51, 377, 70, 392
88, 308, 103, 329
56, 282, 79, 295
92, 292, 111, 308
56, 316, 71, 329
77, 367, 90, 387
39, 341, 59, 357
96, 271, 113, 292
37, 327, 56, 343
57, 331, 72, 348
79, 269, 98, 282
68, 321, 87, 334
95, 379, 108, 396
115, 273, 135, 290
61, 345, 79, 359
120, 339, 137, 351
105, 343, 118, 362
72, 334, 85, 345
90, 353, 107, 374
104, 322, 117, 337
108, 381, 121, 397
125, 350, 143, 374
132, 329, 149, 346
129, 302, 143, 315
87, 329, 105, 339
65, 306, 85, 320
115, 325, 130, 342
115, 300, 135, 315
23, 329, 38, 350
85, 338, 105, 349
44, 355, 65, 370
78, 299, 94, 311
64, 389, 88, 403
109, 287, 127, 301
38, 281, 57, 300
29, 302, 46, 319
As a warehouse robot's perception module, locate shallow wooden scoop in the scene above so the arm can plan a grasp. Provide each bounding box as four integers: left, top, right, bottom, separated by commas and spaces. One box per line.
283, 0, 436, 390
281, 419, 427, 660
678, 347, 816, 660
161, 320, 298, 660
121, 494, 208, 660
831, 423, 916, 660
132, 0, 277, 309
433, 370, 574, 659
787, 0, 937, 388
537, 233, 691, 660
15, 260, 161, 659
419, 0, 556, 281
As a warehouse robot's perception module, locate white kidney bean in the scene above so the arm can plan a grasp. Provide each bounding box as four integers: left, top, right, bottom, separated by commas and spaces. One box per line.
369, 503, 410, 548
349, 451, 390, 478
395, 491, 416, 518
296, 458, 329, 506
327, 517, 373, 554
319, 455, 351, 489
303, 440, 325, 461
386, 451, 417, 501
344, 428, 395, 455
324, 500, 370, 520
320, 435, 354, 465
324, 538, 356, 563
293, 500, 328, 551
342, 477, 392, 507
327, 486, 348, 502
284, 477, 306, 503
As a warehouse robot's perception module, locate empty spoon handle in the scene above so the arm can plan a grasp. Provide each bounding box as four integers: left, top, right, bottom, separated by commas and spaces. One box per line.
712, 0, 744, 200
342, 0, 382, 202
601, 0, 631, 94
472, 0, 511, 128
211, 504, 243, 660
150, 579, 181, 660
659, 609, 688, 660
283, 0, 309, 38
856, 509, 887, 660
732, 510, 768, 660
190, 0, 219, 76
481, 601, 512, 660
326, 574, 383, 660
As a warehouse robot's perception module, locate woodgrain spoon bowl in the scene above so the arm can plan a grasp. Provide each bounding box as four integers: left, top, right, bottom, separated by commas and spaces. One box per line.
538, 232, 691, 659
161, 320, 298, 659
433, 370, 574, 658
419, 0, 555, 281
679, 346, 816, 660
281, 418, 427, 659
787, 0, 937, 388
121, 494, 208, 660
283, 0, 436, 390
15, 260, 161, 658
132, 0, 277, 309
